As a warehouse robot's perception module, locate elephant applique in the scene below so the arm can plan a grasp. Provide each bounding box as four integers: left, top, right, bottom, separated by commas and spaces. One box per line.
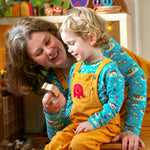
74, 84, 85, 99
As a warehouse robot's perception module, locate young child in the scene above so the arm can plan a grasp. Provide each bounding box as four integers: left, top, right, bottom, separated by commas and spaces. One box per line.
45, 7, 125, 150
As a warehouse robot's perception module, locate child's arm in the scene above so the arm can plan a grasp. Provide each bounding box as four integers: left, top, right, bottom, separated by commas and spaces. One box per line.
88, 62, 125, 129
75, 62, 125, 134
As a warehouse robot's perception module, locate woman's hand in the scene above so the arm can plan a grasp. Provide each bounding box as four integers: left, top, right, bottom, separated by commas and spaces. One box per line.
112, 131, 145, 150
42, 92, 66, 114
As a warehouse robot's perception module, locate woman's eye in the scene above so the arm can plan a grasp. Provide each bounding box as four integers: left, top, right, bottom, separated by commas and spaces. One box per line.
36, 49, 43, 56
45, 39, 50, 45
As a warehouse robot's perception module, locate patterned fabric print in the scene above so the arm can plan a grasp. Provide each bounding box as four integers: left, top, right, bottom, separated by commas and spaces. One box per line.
69, 60, 125, 128
43, 69, 71, 139
44, 38, 147, 139
102, 39, 147, 135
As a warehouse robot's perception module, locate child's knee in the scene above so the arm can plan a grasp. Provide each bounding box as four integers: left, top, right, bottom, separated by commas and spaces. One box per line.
70, 135, 86, 150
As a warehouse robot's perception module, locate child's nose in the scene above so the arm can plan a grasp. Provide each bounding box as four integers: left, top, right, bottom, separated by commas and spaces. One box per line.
68, 48, 73, 54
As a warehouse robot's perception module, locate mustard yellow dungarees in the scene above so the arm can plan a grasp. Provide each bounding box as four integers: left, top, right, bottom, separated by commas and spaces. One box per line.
45, 58, 121, 150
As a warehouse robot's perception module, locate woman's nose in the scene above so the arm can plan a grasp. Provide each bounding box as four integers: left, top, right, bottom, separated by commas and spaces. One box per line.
44, 46, 52, 56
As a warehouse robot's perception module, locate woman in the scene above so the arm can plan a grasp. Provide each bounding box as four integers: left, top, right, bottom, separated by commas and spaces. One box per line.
5, 17, 148, 150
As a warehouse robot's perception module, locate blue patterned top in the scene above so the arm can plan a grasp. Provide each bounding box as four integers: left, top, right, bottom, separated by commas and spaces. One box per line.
69, 59, 125, 128
43, 38, 147, 139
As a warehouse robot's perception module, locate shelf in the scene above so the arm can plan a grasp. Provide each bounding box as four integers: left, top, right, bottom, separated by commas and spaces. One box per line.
0, 13, 132, 49
0, 13, 129, 25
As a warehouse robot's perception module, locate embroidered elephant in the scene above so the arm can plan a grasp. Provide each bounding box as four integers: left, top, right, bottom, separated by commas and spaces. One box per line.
74, 84, 85, 99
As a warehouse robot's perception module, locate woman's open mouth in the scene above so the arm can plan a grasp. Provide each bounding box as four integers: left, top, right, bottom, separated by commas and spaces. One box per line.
51, 51, 58, 60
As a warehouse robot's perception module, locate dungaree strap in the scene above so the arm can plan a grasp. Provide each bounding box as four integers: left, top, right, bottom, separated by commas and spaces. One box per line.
54, 68, 69, 90
73, 59, 113, 74
72, 61, 83, 73
95, 58, 113, 75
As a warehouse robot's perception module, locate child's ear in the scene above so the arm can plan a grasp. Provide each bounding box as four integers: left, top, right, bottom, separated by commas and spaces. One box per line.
88, 31, 97, 46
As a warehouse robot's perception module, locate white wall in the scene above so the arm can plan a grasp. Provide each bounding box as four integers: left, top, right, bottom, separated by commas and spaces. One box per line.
140, 0, 150, 61
125, 0, 150, 61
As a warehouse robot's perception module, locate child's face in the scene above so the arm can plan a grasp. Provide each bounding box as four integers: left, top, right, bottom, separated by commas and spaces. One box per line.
61, 30, 94, 62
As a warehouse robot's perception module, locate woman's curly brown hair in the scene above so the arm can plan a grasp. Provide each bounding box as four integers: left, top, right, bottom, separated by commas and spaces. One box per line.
5, 17, 62, 95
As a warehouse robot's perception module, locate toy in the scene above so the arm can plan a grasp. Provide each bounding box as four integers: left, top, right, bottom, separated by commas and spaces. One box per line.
92, 0, 102, 7
103, 0, 113, 6
41, 82, 60, 97
20, 2, 30, 16
30, 0, 43, 9
12, 3, 20, 16
53, 6, 62, 15
53, 0, 70, 9
45, 8, 53, 15
70, 0, 89, 7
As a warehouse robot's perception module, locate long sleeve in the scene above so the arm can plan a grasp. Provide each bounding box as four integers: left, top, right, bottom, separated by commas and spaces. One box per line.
88, 62, 125, 128
65, 64, 76, 124
102, 39, 147, 135
70, 61, 124, 129
43, 107, 66, 139
43, 70, 70, 139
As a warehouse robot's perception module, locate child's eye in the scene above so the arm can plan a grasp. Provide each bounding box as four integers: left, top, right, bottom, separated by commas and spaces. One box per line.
69, 42, 75, 45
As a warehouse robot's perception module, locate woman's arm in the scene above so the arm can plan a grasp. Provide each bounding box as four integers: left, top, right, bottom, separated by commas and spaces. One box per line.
102, 39, 147, 135
42, 69, 71, 139
102, 38, 147, 149
43, 92, 67, 139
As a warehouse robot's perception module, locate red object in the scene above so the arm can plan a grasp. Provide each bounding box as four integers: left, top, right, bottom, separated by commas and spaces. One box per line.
46, 8, 53, 15
74, 84, 85, 99
53, 6, 62, 15
1, 80, 5, 87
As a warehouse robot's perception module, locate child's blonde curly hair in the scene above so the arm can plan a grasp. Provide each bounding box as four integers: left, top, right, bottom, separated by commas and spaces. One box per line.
60, 7, 111, 47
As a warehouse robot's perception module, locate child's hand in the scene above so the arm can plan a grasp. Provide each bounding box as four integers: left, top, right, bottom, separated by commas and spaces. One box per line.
42, 92, 66, 114
75, 121, 94, 134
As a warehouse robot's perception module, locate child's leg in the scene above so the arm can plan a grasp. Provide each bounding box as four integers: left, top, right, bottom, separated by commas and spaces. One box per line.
44, 125, 75, 150
70, 124, 120, 150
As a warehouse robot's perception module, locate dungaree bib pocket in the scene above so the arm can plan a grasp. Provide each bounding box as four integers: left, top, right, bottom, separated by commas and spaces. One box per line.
71, 72, 97, 103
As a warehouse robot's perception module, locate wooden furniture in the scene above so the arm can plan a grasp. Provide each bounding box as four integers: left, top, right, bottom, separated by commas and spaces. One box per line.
0, 13, 132, 50
101, 142, 145, 150
0, 76, 25, 141
100, 136, 150, 150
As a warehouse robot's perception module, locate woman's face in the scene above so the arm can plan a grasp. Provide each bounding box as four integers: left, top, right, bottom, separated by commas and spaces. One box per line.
26, 31, 67, 68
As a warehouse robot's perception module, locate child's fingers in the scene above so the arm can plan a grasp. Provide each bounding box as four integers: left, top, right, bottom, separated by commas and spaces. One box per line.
75, 124, 86, 134
75, 126, 82, 134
